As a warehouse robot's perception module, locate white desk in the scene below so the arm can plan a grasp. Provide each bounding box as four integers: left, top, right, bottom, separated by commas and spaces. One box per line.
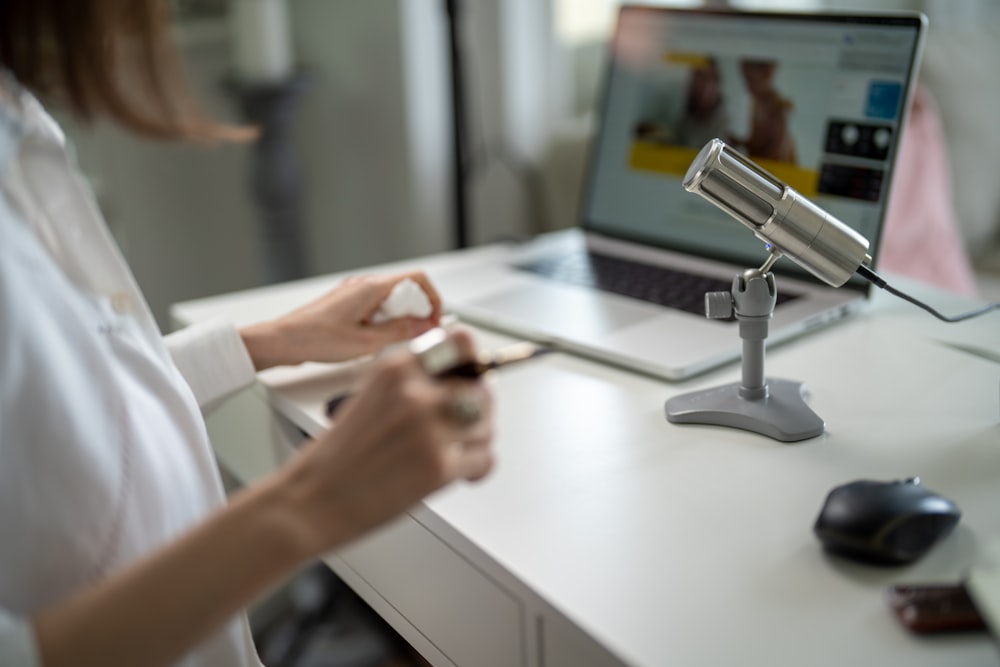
172, 244, 1000, 667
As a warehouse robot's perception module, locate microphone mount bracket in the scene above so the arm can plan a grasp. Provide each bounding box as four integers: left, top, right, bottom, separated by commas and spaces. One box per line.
665, 266, 825, 442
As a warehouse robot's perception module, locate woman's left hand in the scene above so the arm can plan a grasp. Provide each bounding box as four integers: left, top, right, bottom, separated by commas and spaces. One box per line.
240, 271, 442, 370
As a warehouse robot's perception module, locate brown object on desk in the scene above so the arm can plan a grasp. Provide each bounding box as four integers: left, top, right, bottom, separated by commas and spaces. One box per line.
886, 583, 987, 634
442, 342, 551, 378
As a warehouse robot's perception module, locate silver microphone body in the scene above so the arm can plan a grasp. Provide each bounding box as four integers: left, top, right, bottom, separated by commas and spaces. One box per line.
683, 138, 870, 288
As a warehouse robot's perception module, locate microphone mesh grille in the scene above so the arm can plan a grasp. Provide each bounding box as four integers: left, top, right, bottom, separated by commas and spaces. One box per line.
700, 170, 774, 227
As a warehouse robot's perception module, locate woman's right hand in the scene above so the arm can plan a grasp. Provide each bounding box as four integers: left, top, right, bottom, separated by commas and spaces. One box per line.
31, 328, 493, 667
276, 327, 495, 557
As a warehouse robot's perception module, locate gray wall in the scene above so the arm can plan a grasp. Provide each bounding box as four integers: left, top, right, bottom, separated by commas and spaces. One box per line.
63, 0, 554, 330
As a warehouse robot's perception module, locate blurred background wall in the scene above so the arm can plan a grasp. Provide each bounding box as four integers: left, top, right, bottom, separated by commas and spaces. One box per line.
59, 0, 1000, 329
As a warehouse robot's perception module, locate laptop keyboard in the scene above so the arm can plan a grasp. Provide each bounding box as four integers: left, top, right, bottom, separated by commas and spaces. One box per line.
515, 251, 798, 318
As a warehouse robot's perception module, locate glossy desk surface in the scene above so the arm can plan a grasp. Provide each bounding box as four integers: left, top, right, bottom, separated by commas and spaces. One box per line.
173, 245, 1000, 666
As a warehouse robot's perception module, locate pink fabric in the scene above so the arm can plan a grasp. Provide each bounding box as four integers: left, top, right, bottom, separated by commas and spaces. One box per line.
880, 85, 977, 295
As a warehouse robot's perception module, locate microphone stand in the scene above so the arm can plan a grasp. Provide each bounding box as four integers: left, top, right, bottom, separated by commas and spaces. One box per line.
665, 254, 825, 442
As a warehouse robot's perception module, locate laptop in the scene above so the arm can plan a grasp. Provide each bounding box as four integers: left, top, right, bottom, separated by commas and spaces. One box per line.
434, 6, 927, 381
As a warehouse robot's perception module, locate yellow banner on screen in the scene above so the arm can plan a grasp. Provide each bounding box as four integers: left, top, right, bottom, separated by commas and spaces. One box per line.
664, 52, 712, 68
629, 142, 820, 196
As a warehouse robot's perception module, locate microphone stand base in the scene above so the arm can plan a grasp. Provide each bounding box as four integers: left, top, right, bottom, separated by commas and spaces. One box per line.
665, 377, 824, 442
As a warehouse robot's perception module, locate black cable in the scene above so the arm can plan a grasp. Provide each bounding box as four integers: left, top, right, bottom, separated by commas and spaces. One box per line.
856, 264, 1000, 323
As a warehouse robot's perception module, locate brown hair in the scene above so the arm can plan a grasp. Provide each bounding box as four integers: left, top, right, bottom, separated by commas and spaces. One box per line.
0, 0, 253, 142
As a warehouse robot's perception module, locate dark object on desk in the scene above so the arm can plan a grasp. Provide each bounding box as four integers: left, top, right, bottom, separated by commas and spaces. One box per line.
886, 583, 987, 634
813, 477, 961, 565
325, 342, 551, 417
443, 341, 552, 378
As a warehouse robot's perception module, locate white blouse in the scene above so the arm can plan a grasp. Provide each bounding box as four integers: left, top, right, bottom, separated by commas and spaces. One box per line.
0, 73, 263, 666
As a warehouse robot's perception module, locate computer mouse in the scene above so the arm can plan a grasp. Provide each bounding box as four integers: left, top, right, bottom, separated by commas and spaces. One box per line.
813, 477, 961, 566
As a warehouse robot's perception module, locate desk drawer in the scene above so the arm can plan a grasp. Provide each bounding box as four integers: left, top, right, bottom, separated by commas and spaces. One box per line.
336, 515, 524, 667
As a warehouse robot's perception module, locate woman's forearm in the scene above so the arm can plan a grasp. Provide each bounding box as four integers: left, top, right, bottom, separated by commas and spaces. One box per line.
33, 472, 311, 667
240, 319, 294, 371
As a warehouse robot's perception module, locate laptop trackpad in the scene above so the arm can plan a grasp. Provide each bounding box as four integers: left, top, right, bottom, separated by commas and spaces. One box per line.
469, 283, 656, 337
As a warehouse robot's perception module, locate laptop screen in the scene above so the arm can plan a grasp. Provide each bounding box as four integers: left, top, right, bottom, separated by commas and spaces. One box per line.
581, 6, 925, 291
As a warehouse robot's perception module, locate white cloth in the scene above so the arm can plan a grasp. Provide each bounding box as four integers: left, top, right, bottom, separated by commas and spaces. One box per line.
0, 72, 261, 666
371, 277, 433, 323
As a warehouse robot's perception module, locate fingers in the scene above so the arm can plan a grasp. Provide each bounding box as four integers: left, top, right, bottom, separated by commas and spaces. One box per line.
431, 330, 494, 482
398, 327, 494, 481
329, 327, 494, 484
359, 271, 444, 345
458, 438, 494, 482
396, 271, 443, 322
368, 315, 434, 342
342, 271, 437, 319
443, 388, 486, 426
367, 271, 442, 323
443, 385, 495, 482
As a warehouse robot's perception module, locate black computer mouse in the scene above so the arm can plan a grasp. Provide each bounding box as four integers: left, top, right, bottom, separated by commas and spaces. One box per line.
813, 477, 961, 566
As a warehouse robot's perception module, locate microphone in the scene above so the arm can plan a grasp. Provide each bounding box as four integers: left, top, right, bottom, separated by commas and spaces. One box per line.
682, 138, 999, 323
683, 138, 870, 288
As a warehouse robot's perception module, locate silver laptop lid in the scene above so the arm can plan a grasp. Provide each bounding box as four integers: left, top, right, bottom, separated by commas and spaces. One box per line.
580, 6, 926, 293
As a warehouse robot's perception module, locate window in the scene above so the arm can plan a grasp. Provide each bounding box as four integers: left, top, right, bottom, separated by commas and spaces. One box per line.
554, 1, 824, 47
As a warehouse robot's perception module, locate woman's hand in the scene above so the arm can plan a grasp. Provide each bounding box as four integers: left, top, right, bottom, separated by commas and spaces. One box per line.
31, 327, 490, 667
276, 328, 495, 556
31, 329, 492, 667
240, 271, 443, 370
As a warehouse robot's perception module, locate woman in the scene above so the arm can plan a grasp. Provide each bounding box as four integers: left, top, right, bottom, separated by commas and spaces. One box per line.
0, 2, 495, 666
